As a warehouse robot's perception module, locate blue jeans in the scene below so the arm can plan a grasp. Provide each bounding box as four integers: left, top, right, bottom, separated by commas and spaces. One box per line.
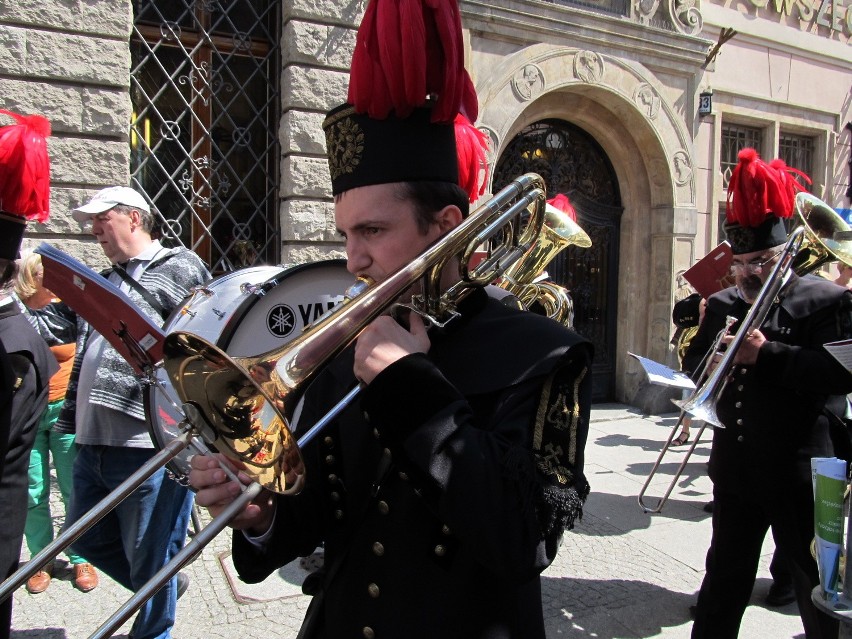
67, 445, 193, 639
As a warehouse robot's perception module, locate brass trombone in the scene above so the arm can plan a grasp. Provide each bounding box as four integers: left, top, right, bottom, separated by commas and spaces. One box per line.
637, 192, 852, 513
70, 173, 552, 638
636, 315, 736, 513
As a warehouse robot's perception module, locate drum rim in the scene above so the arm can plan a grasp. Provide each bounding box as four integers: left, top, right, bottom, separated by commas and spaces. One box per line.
146, 258, 350, 479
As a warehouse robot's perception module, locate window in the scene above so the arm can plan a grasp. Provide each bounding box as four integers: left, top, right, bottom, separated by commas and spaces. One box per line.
778, 133, 815, 186
720, 124, 762, 187
130, 0, 281, 272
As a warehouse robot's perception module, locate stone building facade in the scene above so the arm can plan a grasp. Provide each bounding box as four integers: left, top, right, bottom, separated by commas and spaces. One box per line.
2, 0, 850, 410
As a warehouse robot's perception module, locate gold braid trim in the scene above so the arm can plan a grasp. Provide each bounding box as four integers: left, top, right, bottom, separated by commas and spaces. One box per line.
533, 360, 588, 485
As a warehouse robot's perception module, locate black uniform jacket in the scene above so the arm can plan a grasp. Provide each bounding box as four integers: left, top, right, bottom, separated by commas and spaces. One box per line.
0, 303, 56, 581
232, 287, 593, 638
683, 275, 852, 497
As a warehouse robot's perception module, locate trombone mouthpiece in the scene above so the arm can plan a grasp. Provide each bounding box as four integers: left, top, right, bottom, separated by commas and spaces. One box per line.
345, 276, 374, 300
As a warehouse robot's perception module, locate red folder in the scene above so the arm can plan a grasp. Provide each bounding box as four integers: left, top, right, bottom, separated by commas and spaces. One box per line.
36, 243, 165, 374
683, 242, 734, 299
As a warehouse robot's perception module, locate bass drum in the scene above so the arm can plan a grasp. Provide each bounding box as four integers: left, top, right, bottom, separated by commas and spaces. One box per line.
145, 259, 353, 482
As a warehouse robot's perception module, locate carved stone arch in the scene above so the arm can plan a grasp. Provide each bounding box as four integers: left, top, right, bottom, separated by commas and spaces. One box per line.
476, 43, 696, 208
475, 43, 699, 408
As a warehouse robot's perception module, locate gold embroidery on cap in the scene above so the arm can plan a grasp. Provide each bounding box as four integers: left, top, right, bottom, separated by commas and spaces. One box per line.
725, 225, 754, 252
325, 115, 364, 180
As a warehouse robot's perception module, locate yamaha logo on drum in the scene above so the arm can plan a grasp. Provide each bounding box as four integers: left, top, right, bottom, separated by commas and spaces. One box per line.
267, 304, 297, 337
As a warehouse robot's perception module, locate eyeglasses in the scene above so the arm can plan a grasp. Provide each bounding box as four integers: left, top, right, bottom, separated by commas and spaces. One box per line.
730, 249, 784, 274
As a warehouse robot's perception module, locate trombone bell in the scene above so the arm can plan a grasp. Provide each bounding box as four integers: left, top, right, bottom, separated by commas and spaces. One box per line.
793, 192, 852, 276
162, 332, 306, 495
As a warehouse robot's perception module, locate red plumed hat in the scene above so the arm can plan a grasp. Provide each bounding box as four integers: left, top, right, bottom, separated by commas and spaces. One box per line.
726, 148, 808, 227
324, 0, 480, 197
347, 0, 477, 124
0, 110, 51, 223
0, 110, 51, 260
546, 193, 577, 222
724, 148, 810, 255
454, 113, 489, 203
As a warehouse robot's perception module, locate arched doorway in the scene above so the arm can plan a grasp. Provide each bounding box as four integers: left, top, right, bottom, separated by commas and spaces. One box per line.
492, 119, 623, 400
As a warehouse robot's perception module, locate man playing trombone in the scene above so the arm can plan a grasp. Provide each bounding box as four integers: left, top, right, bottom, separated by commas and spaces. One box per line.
188, 1, 593, 637
686, 148, 852, 639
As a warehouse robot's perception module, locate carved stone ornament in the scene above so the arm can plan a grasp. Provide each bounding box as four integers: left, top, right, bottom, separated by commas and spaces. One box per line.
478, 125, 500, 165
324, 116, 365, 181
673, 150, 693, 186
633, 83, 661, 119
634, 0, 661, 24
574, 51, 604, 84
666, 0, 703, 35
512, 64, 546, 101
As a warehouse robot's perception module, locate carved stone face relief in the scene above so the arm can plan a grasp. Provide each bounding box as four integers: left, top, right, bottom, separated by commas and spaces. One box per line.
574, 51, 604, 84
512, 64, 545, 101
673, 150, 693, 186
633, 83, 661, 120
477, 125, 500, 166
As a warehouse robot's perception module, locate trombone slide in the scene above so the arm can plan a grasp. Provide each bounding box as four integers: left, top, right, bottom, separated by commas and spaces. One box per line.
88, 482, 264, 639
0, 431, 194, 605
637, 416, 710, 513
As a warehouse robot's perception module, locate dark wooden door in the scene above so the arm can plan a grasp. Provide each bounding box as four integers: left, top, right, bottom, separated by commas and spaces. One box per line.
493, 119, 622, 401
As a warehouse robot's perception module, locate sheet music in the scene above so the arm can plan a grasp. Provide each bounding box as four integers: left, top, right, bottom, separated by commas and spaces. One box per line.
683, 241, 734, 299
824, 339, 852, 374
35, 243, 166, 374
628, 352, 696, 390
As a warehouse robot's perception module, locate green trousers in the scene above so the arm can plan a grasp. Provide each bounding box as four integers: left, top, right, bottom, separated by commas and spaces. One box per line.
24, 399, 87, 564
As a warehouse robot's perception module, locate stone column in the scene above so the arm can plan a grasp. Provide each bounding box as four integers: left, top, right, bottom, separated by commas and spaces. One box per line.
279, 0, 365, 266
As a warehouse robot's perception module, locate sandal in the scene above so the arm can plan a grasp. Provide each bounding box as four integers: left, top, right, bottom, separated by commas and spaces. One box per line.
671, 432, 690, 446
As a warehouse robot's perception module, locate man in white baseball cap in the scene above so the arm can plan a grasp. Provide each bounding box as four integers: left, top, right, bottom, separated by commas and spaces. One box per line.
71, 186, 150, 224
62, 183, 209, 639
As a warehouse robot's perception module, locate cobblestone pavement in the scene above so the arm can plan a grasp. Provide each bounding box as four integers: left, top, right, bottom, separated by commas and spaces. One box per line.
10, 404, 808, 638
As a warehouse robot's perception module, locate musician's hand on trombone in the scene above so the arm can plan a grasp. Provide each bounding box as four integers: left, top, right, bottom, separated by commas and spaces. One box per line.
189, 453, 276, 534
721, 328, 766, 366
353, 312, 430, 384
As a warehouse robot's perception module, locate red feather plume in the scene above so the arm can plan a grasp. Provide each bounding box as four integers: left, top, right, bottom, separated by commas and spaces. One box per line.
768, 157, 810, 216
0, 109, 51, 222
454, 114, 489, 202
348, 0, 478, 124
546, 194, 577, 222
726, 147, 804, 226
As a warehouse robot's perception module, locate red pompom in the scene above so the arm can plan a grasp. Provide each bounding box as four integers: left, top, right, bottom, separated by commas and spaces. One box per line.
348, 0, 477, 123
0, 110, 51, 222
546, 194, 577, 222
454, 114, 489, 202
726, 147, 804, 227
